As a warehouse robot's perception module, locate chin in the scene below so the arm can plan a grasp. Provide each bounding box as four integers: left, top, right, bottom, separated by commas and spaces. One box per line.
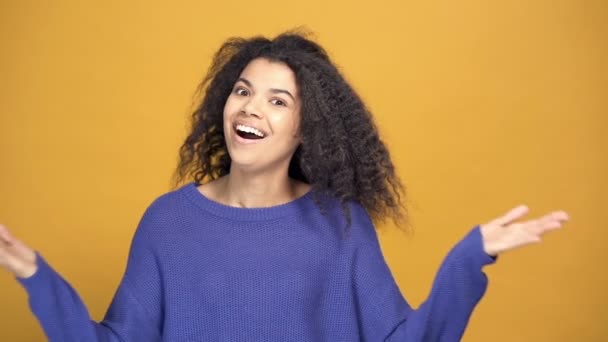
230, 155, 293, 175
226, 150, 262, 169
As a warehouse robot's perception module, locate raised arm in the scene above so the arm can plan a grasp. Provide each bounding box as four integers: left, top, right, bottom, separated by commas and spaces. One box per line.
353, 225, 493, 341
352, 205, 569, 341
1, 203, 165, 342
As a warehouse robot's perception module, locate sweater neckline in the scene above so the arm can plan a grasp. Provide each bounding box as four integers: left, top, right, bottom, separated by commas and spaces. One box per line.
181, 182, 315, 221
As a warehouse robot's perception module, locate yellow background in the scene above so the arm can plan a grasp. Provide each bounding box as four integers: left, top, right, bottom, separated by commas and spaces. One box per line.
1, 0, 606, 340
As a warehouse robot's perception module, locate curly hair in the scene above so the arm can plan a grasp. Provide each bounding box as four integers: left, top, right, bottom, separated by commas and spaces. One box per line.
173, 30, 407, 229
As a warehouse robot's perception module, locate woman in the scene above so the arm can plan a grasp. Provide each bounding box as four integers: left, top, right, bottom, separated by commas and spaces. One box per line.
0, 32, 568, 341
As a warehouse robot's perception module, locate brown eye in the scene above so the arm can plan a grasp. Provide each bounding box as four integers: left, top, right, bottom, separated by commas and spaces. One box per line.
271, 99, 286, 107
234, 87, 249, 96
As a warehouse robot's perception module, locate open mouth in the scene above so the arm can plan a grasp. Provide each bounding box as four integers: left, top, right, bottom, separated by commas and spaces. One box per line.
235, 124, 266, 140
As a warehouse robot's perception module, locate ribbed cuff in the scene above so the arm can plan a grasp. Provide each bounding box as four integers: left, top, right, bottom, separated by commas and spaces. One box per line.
16, 252, 54, 295
457, 226, 498, 268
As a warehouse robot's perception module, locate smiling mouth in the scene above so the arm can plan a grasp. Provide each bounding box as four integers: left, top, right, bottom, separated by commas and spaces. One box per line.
234, 124, 266, 140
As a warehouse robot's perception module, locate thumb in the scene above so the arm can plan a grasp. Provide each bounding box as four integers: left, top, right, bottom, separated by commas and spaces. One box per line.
493, 205, 530, 226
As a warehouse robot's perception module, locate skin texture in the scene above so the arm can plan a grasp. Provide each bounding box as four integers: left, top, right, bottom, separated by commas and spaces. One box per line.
479, 205, 569, 256
200, 58, 310, 209
224, 59, 302, 176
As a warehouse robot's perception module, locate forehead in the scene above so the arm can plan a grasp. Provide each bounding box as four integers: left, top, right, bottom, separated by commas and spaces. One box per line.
239, 58, 298, 96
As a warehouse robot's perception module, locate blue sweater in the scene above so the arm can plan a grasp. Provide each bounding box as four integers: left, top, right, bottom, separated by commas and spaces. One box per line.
18, 183, 495, 341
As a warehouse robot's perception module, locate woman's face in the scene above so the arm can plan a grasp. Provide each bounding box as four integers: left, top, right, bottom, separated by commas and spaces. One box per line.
223, 58, 301, 173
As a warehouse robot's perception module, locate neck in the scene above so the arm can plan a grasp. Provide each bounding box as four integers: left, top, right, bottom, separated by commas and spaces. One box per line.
217, 166, 301, 208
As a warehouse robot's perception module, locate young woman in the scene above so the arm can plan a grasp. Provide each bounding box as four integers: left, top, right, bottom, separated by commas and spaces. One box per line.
0, 32, 568, 341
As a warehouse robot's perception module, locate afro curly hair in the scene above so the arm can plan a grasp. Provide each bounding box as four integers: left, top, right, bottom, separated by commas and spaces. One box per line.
174, 30, 407, 230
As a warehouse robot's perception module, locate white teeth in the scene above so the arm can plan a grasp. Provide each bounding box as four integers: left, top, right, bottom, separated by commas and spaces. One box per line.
236, 124, 265, 138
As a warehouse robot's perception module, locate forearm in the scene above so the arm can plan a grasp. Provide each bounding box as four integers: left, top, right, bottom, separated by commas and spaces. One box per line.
16, 253, 117, 342
389, 226, 495, 341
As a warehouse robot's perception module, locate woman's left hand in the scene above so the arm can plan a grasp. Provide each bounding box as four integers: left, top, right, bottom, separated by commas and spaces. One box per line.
479, 205, 569, 256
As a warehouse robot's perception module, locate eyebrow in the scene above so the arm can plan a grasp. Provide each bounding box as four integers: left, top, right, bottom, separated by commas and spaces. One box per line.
237, 77, 296, 102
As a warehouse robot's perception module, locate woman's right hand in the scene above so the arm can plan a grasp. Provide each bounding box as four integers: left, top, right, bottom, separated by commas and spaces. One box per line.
0, 224, 37, 278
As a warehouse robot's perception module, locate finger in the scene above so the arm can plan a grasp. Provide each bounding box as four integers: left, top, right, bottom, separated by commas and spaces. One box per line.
549, 210, 570, 222
523, 213, 566, 235
0, 224, 14, 245
0, 240, 19, 267
0, 237, 36, 271
494, 205, 530, 226
0, 246, 30, 275
531, 219, 561, 235
537, 211, 569, 234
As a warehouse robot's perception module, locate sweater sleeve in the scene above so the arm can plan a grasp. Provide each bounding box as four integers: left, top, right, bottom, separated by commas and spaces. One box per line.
16, 206, 164, 342
353, 225, 496, 342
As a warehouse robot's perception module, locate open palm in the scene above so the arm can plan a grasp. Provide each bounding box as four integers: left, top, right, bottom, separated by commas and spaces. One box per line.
480, 205, 569, 256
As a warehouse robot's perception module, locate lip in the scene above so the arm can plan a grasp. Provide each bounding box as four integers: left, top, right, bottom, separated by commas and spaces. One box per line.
231, 121, 268, 145
233, 121, 268, 137
233, 130, 265, 145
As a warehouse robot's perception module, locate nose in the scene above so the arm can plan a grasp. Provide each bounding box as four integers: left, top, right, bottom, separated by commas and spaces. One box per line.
241, 96, 263, 118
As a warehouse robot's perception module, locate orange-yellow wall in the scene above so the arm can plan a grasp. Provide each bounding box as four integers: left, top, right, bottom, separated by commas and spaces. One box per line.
1, 1, 606, 340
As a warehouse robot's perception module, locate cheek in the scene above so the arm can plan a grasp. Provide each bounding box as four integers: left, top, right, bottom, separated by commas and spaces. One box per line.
223, 96, 236, 116
269, 116, 294, 137
223, 97, 239, 125
272, 110, 301, 135
288, 114, 302, 137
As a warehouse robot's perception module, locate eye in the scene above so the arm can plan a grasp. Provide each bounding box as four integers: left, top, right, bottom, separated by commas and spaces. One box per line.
234, 87, 249, 96
271, 98, 287, 107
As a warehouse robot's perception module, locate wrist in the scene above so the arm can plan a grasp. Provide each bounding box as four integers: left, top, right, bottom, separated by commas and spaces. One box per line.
14, 259, 38, 279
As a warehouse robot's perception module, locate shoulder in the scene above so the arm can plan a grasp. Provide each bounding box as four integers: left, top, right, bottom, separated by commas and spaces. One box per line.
143, 184, 190, 217
313, 193, 378, 244
133, 183, 195, 239
346, 201, 380, 245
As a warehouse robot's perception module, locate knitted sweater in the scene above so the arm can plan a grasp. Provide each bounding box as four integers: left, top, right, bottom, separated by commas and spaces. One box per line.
18, 183, 495, 341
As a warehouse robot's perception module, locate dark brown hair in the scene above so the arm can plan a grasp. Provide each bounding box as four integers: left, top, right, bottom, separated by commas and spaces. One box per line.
174, 30, 407, 228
